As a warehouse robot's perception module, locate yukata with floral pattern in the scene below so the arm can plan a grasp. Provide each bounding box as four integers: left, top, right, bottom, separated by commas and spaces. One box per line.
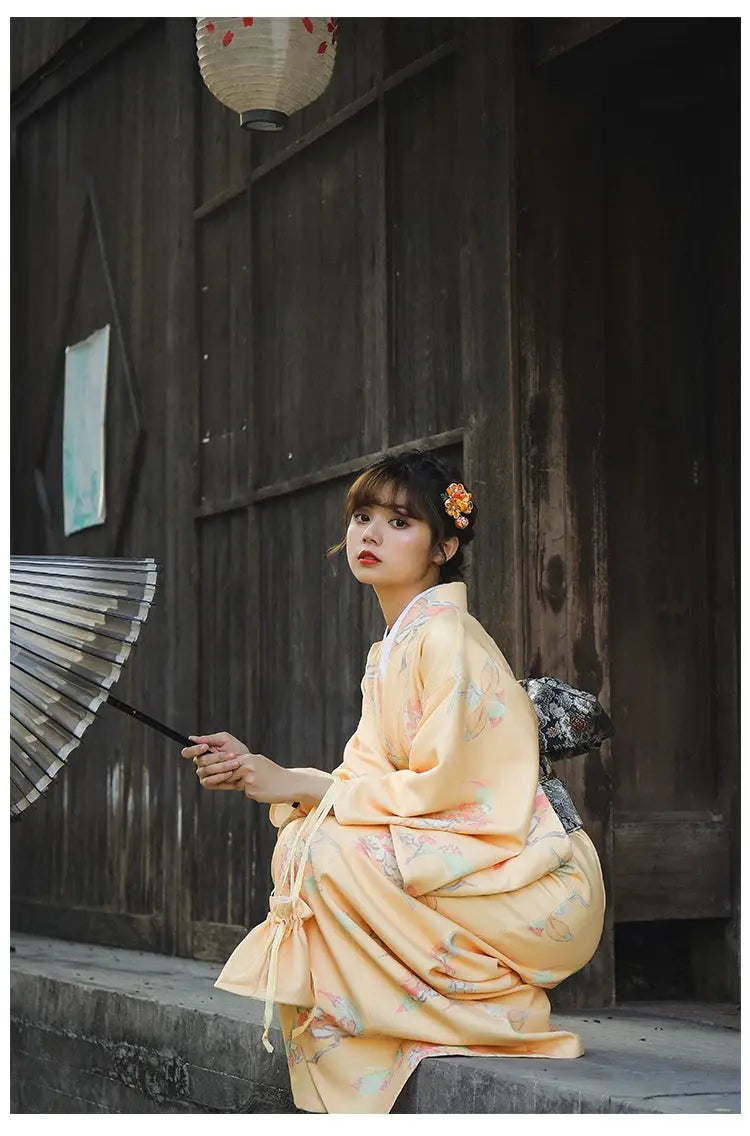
215, 582, 605, 1114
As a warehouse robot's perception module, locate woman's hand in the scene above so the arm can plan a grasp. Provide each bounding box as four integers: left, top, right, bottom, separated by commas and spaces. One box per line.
181, 733, 334, 806
231, 751, 300, 804
182, 733, 298, 803
181, 732, 248, 791
185, 731, 248, 761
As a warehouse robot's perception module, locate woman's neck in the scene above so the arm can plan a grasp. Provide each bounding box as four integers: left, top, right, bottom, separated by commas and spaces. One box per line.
376, 576, 440, 632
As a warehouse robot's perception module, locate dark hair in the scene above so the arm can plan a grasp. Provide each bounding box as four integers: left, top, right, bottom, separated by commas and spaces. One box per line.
327, 449, 476, 583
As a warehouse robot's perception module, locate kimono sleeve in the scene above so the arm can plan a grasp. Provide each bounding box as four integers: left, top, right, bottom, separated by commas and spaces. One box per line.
269, 646, 387, 830
332, 609, 540, 850
330, 645, 390, 780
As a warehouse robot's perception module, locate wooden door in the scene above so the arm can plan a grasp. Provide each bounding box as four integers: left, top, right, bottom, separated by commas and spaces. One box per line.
601, 24, 739, 999
517, 17, 739, 1000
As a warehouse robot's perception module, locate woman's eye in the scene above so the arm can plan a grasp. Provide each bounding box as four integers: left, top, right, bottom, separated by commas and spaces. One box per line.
391, 517, 408, 528
354, 512, 370, 523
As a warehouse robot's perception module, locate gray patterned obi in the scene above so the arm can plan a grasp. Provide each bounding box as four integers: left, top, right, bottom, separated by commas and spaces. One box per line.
538, 750, 582, 833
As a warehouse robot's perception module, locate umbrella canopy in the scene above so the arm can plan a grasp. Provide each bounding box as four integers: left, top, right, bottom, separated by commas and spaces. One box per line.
10, 555, 188, 818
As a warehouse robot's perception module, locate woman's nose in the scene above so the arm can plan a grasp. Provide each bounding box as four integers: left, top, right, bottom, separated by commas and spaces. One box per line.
363, 518, 381, 542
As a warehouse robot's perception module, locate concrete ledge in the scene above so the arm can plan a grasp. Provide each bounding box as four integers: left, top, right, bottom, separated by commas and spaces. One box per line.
10, 933, 740, 1114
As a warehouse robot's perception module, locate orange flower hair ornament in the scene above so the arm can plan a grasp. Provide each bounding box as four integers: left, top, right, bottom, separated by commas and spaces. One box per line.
441, 482, 473, 529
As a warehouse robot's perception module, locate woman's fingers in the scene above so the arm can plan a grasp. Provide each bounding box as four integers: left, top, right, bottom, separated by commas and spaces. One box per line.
196, 755, 242, 788
195, 754, 239, 772
201, 769, 239, 787
189, 732, 229, 747
181, 742, 209, 760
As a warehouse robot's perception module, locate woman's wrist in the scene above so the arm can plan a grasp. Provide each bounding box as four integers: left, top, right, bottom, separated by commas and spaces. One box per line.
290, 771, 334, 809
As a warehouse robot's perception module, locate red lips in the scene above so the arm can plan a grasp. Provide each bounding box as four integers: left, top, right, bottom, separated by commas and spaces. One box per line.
358, 550, 381, 564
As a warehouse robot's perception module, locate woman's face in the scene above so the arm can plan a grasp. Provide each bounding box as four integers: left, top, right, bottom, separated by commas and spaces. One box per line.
345, 485, 441, 592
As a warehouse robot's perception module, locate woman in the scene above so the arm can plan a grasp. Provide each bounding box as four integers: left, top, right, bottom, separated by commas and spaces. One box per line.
182, 450, 605, 1114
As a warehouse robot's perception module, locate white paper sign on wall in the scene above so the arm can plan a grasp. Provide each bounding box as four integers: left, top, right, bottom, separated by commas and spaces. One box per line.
62, 324, 110, 537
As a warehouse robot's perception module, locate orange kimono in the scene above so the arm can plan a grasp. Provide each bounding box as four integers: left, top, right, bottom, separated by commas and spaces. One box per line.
215, 582, 606, 1113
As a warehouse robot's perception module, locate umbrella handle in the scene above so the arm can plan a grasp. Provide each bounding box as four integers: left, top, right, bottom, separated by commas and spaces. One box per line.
107, 694, 193, 747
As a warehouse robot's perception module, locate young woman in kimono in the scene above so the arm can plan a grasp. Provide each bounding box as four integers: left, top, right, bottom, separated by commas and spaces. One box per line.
182, 450, 606, 1114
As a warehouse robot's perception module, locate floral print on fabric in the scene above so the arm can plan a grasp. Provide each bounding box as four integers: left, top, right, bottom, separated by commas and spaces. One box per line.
529, 887, 590, 943
447, 653, 506, 740
356, 831, 405, 888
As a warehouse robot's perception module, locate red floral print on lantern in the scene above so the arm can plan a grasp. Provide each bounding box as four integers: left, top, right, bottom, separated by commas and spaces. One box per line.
302, 17, 313, 33
318, 41, 327, 53
243, 18, 254, 26
205, 21, 215, 32
328, 18, 338, 46
222, 29, 234, 46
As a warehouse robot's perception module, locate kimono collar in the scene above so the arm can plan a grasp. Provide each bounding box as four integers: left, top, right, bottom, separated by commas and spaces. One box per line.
379, 582, 467, 679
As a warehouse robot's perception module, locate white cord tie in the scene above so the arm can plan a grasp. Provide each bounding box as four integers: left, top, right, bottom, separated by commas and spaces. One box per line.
261, 779, 344, 1053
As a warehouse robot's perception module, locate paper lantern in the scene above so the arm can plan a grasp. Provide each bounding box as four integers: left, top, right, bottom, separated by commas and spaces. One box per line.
196, 17, 338, 132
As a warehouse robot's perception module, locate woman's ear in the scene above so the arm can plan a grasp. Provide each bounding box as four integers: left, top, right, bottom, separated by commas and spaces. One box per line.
433, 535, 460, 565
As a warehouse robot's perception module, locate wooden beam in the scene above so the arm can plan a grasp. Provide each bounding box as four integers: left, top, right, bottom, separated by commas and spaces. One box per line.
531, 18, 624, 67
193, 39, 458, 223
11, 901, 163, 953
190, 920, 247, 963
613, 813, 731, 922
194, 428, 465, 518
11, 18, 156, 128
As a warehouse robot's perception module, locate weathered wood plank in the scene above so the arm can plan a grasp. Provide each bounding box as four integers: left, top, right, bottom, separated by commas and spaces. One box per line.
253, 109, 380, 485
710, 88, 740, 1003
11, 19, 152, 124
11, 22, 171, 943
531, 18, 623, 66
194, 429, 464, 518
613, 813, 731, 922
197, 202, 247, 509
368, 19, 388, 455
11, 901, 163, 953
10, 17, 90, 91
455, 19, 523, 665
383, 16, 455, 75
250, 20, 444, 176
386, 55, 460, 446
515, 19, 614, 1007
604, 93, 713, 812
190, 920, 248, 963
162, 17, 202, 956
193, 37, 458, 222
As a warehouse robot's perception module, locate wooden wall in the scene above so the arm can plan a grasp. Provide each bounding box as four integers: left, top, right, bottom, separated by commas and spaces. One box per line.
10, 16, 739, 1005
10, 17, 89, 90
515, 17, 739, 1001
11, 19, 187, 953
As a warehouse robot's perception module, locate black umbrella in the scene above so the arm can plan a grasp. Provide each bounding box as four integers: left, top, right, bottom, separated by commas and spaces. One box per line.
10, 555, 191, 817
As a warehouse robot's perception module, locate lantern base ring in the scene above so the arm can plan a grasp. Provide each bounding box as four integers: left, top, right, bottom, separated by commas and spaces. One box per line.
240, 109, 288, 132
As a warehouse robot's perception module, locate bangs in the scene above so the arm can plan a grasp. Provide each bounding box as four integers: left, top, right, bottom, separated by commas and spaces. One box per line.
345, 464, 436, 526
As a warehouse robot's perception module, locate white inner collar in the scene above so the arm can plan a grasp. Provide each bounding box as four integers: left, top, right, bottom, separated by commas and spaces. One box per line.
379, 585, 439, 680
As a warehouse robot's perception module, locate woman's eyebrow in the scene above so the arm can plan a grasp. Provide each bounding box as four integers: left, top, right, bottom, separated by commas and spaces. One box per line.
359, 498, 412, 516
374, 498, 410, 515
